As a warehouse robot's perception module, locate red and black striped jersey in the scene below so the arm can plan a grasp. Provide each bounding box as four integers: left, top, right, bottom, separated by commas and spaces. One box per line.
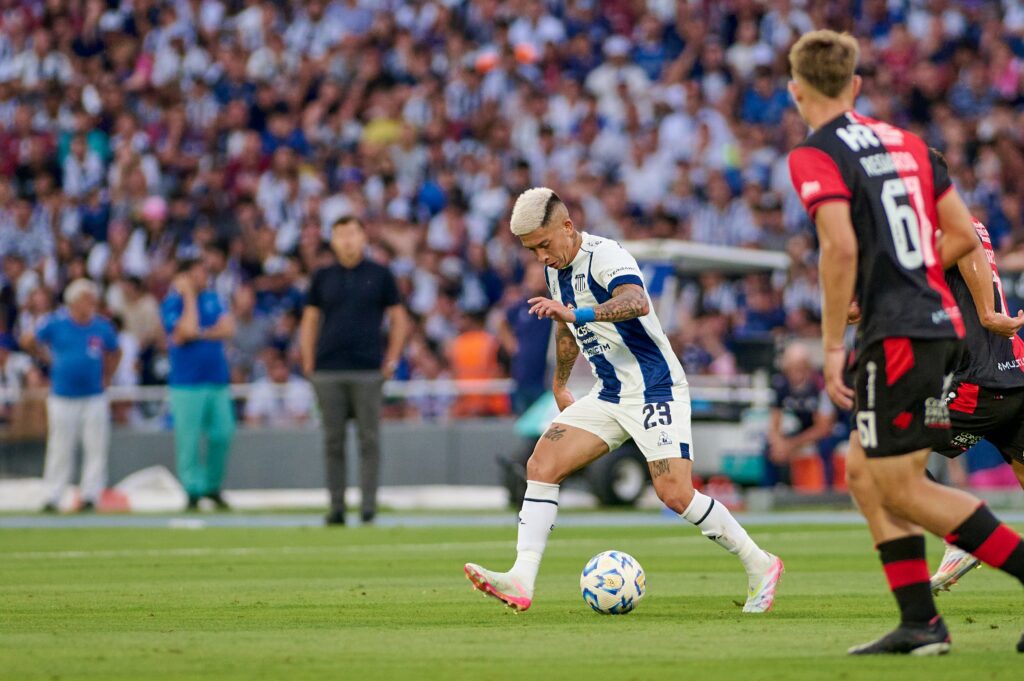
944, 219, 1024, 389
789, 111, 964, 348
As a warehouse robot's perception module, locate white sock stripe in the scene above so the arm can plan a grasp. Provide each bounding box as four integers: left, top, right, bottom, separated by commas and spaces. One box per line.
524, 480, 560, 502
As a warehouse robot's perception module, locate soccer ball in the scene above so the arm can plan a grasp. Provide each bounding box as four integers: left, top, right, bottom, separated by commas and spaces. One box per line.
580, 550, 646, 614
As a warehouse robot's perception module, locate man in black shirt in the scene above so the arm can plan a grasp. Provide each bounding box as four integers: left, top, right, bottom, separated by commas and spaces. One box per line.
300, 216, 409, 526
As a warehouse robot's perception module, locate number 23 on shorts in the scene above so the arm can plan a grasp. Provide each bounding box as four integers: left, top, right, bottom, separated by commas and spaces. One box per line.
642, 402, 672, 430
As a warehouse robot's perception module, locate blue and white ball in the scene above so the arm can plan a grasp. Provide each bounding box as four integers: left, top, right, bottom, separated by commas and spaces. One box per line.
580, 550, 646, 614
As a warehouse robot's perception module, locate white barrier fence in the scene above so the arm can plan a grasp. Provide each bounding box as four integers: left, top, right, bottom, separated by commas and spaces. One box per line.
0, 377, 773, 407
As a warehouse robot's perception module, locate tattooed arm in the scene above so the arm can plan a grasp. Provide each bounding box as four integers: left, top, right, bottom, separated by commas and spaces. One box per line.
593, 284, 649, 322
552, 321, 578, 411
527, 284, 651, 325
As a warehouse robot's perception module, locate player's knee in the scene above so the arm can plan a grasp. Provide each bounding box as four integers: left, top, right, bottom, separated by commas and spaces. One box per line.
653, 480, 694, 514
526, 452, 567, 484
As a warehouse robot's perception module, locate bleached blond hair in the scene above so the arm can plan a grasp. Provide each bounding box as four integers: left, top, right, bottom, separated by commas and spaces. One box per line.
509, 187, 563, 236
64, 278, 99, 305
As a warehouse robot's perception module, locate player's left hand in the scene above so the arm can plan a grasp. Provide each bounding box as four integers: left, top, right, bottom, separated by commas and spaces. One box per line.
824, 346, 855, 411
528, 297, 576, 323
982, 310, 1024, 338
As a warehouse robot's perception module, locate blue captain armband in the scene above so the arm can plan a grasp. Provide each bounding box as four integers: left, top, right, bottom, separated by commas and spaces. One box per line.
574, 307, 596, 324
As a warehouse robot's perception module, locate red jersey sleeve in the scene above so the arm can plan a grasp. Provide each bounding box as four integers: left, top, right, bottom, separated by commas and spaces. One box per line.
788, 146, 852, 218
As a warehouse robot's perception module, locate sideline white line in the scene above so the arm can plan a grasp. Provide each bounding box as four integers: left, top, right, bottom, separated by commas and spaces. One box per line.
0, 530, 868, 561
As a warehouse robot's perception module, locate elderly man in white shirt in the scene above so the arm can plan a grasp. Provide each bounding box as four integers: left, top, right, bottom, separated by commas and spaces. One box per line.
244, 350, 315, 427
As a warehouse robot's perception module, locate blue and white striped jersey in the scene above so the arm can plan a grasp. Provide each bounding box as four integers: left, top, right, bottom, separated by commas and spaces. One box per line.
546, 233, 687, 404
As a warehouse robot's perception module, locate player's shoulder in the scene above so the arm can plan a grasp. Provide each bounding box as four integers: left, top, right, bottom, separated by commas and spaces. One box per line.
581, 233, 631, 260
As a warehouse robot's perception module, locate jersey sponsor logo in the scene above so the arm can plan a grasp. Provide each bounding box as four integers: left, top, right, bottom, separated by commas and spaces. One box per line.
951, 432, 982, 450
924, 397, 951, 428
800, 180, 822, 199
576, 324, 611, 358
574, 273, 587, 293
86, 335, 104, 358
925, 373, 954, 428
859, 151, 919, 177
836, 123, 881, 152
998, 358, 1024, 372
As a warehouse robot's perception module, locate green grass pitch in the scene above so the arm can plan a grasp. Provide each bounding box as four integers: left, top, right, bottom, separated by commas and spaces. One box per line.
1, 520, 1022, 680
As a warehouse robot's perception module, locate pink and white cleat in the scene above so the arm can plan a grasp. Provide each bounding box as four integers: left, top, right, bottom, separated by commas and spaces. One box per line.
464, 563, 533, 612
743, 552, 784, 613
931, 544, 981, 594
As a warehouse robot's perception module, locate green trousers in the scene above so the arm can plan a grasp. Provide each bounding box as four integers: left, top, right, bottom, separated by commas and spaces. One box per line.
169, 385, 236, 497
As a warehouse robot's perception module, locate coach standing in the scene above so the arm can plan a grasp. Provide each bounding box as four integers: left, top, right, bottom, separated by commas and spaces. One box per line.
22, 279, 120, 512
300, 216, 409, 526
161, 256, 236, 511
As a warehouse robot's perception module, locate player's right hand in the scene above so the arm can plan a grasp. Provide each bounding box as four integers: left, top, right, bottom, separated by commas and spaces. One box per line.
824, 346, 855, 411
553, 386, 575, 411
846, 300, 862, 325
982, 310, 1024, 338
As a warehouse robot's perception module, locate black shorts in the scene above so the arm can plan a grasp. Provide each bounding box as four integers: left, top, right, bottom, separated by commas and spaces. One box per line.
935, 383, 1024, 466
853, 337, 960, 458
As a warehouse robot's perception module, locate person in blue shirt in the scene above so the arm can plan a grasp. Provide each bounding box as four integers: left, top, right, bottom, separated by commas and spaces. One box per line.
161, 256, 236, 511
21, 279, 120, 512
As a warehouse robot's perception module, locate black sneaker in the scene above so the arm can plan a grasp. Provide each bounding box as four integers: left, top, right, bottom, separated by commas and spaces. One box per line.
848, 617, 951, 656
324, 509, 346, 526
361, 510, 376, 525
206, 492, 230, 511
40, 502, 58, 514
78, 501, 95, 513
186, 495, 200, 511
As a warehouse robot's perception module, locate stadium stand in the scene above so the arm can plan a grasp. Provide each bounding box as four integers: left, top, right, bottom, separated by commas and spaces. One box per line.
1, 0, 1024, 433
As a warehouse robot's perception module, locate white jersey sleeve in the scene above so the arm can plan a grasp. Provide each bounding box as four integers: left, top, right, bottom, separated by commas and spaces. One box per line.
589, 240, 645, 294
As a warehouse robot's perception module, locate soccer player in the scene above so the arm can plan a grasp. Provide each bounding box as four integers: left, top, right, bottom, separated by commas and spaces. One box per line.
787, 29, 1024, 655
929, 211, 1024, 591
463, 188, 783, 613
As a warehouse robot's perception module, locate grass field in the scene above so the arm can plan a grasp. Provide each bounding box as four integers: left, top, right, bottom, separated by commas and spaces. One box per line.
1, 519, 1022, 680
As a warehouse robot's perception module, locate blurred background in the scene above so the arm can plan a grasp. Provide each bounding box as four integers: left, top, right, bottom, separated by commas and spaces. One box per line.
2, 0, 1024, 512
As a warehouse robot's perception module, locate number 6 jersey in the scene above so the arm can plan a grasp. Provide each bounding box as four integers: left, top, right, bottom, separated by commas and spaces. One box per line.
788, 111, 965, 348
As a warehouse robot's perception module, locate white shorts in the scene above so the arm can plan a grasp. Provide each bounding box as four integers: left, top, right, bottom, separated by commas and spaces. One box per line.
551, 387, 694, 462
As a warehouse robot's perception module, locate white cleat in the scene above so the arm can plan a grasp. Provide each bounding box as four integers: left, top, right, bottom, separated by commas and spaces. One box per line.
930, 544, 981, 594
464, 563, 533, 612
743, 552, 784, 613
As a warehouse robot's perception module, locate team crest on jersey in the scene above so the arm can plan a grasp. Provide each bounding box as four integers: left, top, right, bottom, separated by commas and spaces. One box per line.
657, 431, 673, 447
574, 273, 587, 292
800, 180, 821, 199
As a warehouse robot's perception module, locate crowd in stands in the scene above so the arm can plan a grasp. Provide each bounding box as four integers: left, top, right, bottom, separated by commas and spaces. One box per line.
3, 0, 1024, 425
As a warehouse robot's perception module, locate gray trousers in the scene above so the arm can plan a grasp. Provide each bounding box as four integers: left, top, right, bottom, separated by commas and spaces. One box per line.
311, 371, 383, 515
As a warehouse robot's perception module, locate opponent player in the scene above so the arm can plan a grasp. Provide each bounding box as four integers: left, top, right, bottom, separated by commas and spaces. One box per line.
787, 30, 1024, 655
929, 211, 1024, 592
463, 188, 783, 613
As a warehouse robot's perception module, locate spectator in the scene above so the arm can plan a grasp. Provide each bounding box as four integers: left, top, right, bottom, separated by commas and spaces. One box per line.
244, 349, 316, 427
497, 262, 551, 414
21, 279, 120, 512
448, 311, 511, 418
300, 216, 410, 526
765, 343, 836, 488
228, 283, 273, 382
161, 256, 236, 511
690, 173, 760, 248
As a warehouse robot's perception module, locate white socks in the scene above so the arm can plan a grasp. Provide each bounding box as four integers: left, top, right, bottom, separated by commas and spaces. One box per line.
681, 490, 771, 577
510, 480, 560, 590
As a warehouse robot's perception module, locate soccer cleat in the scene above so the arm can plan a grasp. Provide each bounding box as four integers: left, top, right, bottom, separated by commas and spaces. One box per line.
848, 616, 951, 656
1018, 630, 1023, 653
930, 544, 981, 594
742, 553, 784, 613
464, 563, 533, 612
